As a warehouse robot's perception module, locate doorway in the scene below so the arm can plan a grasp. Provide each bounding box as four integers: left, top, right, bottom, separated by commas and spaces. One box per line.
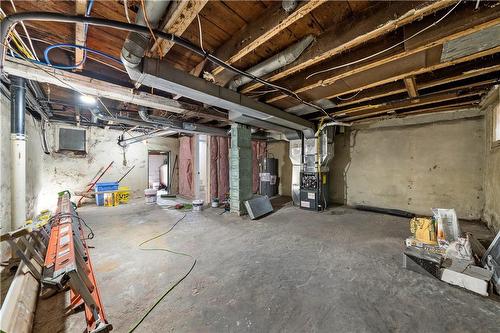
148, 151, 170, 190
194, 135, 209, 201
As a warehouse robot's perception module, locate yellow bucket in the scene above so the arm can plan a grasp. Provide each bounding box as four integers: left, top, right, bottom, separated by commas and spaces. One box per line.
117, 186, 130, 203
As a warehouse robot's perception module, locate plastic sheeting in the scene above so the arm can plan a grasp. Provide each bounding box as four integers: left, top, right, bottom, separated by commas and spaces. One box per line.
209, 136, 229, 201
179, 136, 194, 198
252, 141, 267, 193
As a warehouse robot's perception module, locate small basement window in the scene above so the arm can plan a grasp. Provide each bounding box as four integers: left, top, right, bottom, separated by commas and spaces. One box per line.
58, 128, 86, 154
494, 103, 500, 145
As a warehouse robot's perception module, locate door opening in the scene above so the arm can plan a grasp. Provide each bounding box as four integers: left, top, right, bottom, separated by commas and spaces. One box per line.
148, 151, 170, 190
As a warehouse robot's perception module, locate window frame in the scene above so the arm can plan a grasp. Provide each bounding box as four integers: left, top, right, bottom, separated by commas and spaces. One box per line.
56, 126, 87, 155
492, 102, 500, 149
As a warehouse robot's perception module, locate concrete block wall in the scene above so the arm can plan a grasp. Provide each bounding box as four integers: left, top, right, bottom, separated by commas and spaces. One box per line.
230, 124, 252, 214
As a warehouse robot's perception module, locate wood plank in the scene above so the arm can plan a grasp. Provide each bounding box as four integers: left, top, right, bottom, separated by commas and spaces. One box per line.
340, 91, 484, 121
74, 0, 88, 70
242, 0, 455, 93
262, 4, 500, 102
353, 102, 480, 124
328, 67, 500, 112
3, 57, 228, 123
210, 0, 327, 76
150, 0, 209, 57
404, 77, 419, 98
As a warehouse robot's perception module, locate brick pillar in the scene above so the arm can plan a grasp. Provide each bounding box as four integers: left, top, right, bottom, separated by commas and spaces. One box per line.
230, 124, 252, 215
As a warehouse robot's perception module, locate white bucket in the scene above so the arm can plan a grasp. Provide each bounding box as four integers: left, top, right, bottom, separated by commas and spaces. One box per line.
192, 199, 204, 212
144, 189, 158, 204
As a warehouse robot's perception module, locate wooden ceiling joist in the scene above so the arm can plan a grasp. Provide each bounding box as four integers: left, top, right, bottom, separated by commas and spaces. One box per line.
264, 5, 500, 104
149, 0, 209, 57
241, 0, 456, 94
74, 0, 88, 70
353, 102, 480, 124
3, 58, 227, 123
403, 77, 419, 99
334, 89, 487, 120
209, 0, 327, 77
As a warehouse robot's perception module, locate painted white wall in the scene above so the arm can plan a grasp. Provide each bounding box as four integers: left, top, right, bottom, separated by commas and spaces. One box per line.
36, 124, 179, 211
329, 112, 486, 219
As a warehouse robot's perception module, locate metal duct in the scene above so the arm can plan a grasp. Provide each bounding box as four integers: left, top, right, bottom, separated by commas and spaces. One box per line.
138, 108, 228, 136
228, 35, 314, 91
282, 0, 299, 13
121, 0, 170, 75
90, 108, 160, 129
118, 129, 177, 147
132, 58, 316, 138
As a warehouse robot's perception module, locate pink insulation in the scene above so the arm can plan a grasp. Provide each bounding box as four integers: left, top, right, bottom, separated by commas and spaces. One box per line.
210, 137, 219, 200
209, 136, 229, 201
252, 140, 267, 193
179, 136, 194, 198
218, 137, 229, 200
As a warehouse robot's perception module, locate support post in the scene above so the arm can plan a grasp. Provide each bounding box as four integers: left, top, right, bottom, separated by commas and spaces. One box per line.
230, 124, 252, 215
10, 76, 26, 230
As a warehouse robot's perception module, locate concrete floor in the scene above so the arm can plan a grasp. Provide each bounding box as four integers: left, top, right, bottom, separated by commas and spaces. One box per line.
34, 200, 500, 333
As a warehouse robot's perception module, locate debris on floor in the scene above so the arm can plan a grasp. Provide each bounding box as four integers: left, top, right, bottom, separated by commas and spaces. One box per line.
244, 195, 273, 220
403, 208, 498, 296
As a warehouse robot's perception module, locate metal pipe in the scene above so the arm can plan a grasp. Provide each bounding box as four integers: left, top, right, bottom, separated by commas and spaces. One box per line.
89, 108, 160, 129
121, 0, 170, 75
138, 108, 228, 136
228, 35, 314, 91
118, 129, 177, 147
9, 76, 26, 231
282, 0, 298, 14
10, 76, 26, 137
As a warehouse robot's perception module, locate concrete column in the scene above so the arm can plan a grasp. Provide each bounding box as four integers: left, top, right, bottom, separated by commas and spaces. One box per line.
230, 124, 252, 215
10, 76, 27, 230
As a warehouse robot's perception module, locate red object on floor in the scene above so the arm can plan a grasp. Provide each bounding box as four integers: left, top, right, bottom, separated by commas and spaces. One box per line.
44, 193, 112, 333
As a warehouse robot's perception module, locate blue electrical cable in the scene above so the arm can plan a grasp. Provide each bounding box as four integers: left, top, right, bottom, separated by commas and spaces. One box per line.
38, 0, 97, 70
43, 43, 122, 69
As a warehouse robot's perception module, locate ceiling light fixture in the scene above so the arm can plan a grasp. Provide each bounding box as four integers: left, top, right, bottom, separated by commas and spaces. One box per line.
80, 94, 97, 105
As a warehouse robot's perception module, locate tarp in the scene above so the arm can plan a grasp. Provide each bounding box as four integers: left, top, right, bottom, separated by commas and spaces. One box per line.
179, 136, 194, 198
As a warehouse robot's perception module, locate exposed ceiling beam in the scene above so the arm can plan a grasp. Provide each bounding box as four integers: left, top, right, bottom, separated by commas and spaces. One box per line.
403, 77, 419, 98
210, 0, 327, 78
351, 102, 481, 124
338, 90, 485, 121
3, 57, 227, 122
74, 0, 88, 70
318, 45, 500, 104
324, 75, 499, 117
329, 63, 500, 110
149, 0, 208, 57
264, 5, 500, 104
241, 0, 456, 93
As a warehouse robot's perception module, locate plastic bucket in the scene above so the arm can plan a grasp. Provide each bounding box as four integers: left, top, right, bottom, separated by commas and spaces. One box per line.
144, 189, 158, 204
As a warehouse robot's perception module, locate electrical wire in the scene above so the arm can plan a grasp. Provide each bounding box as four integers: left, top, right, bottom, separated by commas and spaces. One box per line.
15, 34, 126, 73
8, 46, 118, 123
43, 43, 122, 69
48, 212, 95, 240
127, 213, 197, 332
336, 90, 362, 101
0, 13, 336, 119
123, 0, 132, 24
306, 0, 463, 80
140, 0, 161, 59
196, 14, 205, 53
6, 1, 38, 60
